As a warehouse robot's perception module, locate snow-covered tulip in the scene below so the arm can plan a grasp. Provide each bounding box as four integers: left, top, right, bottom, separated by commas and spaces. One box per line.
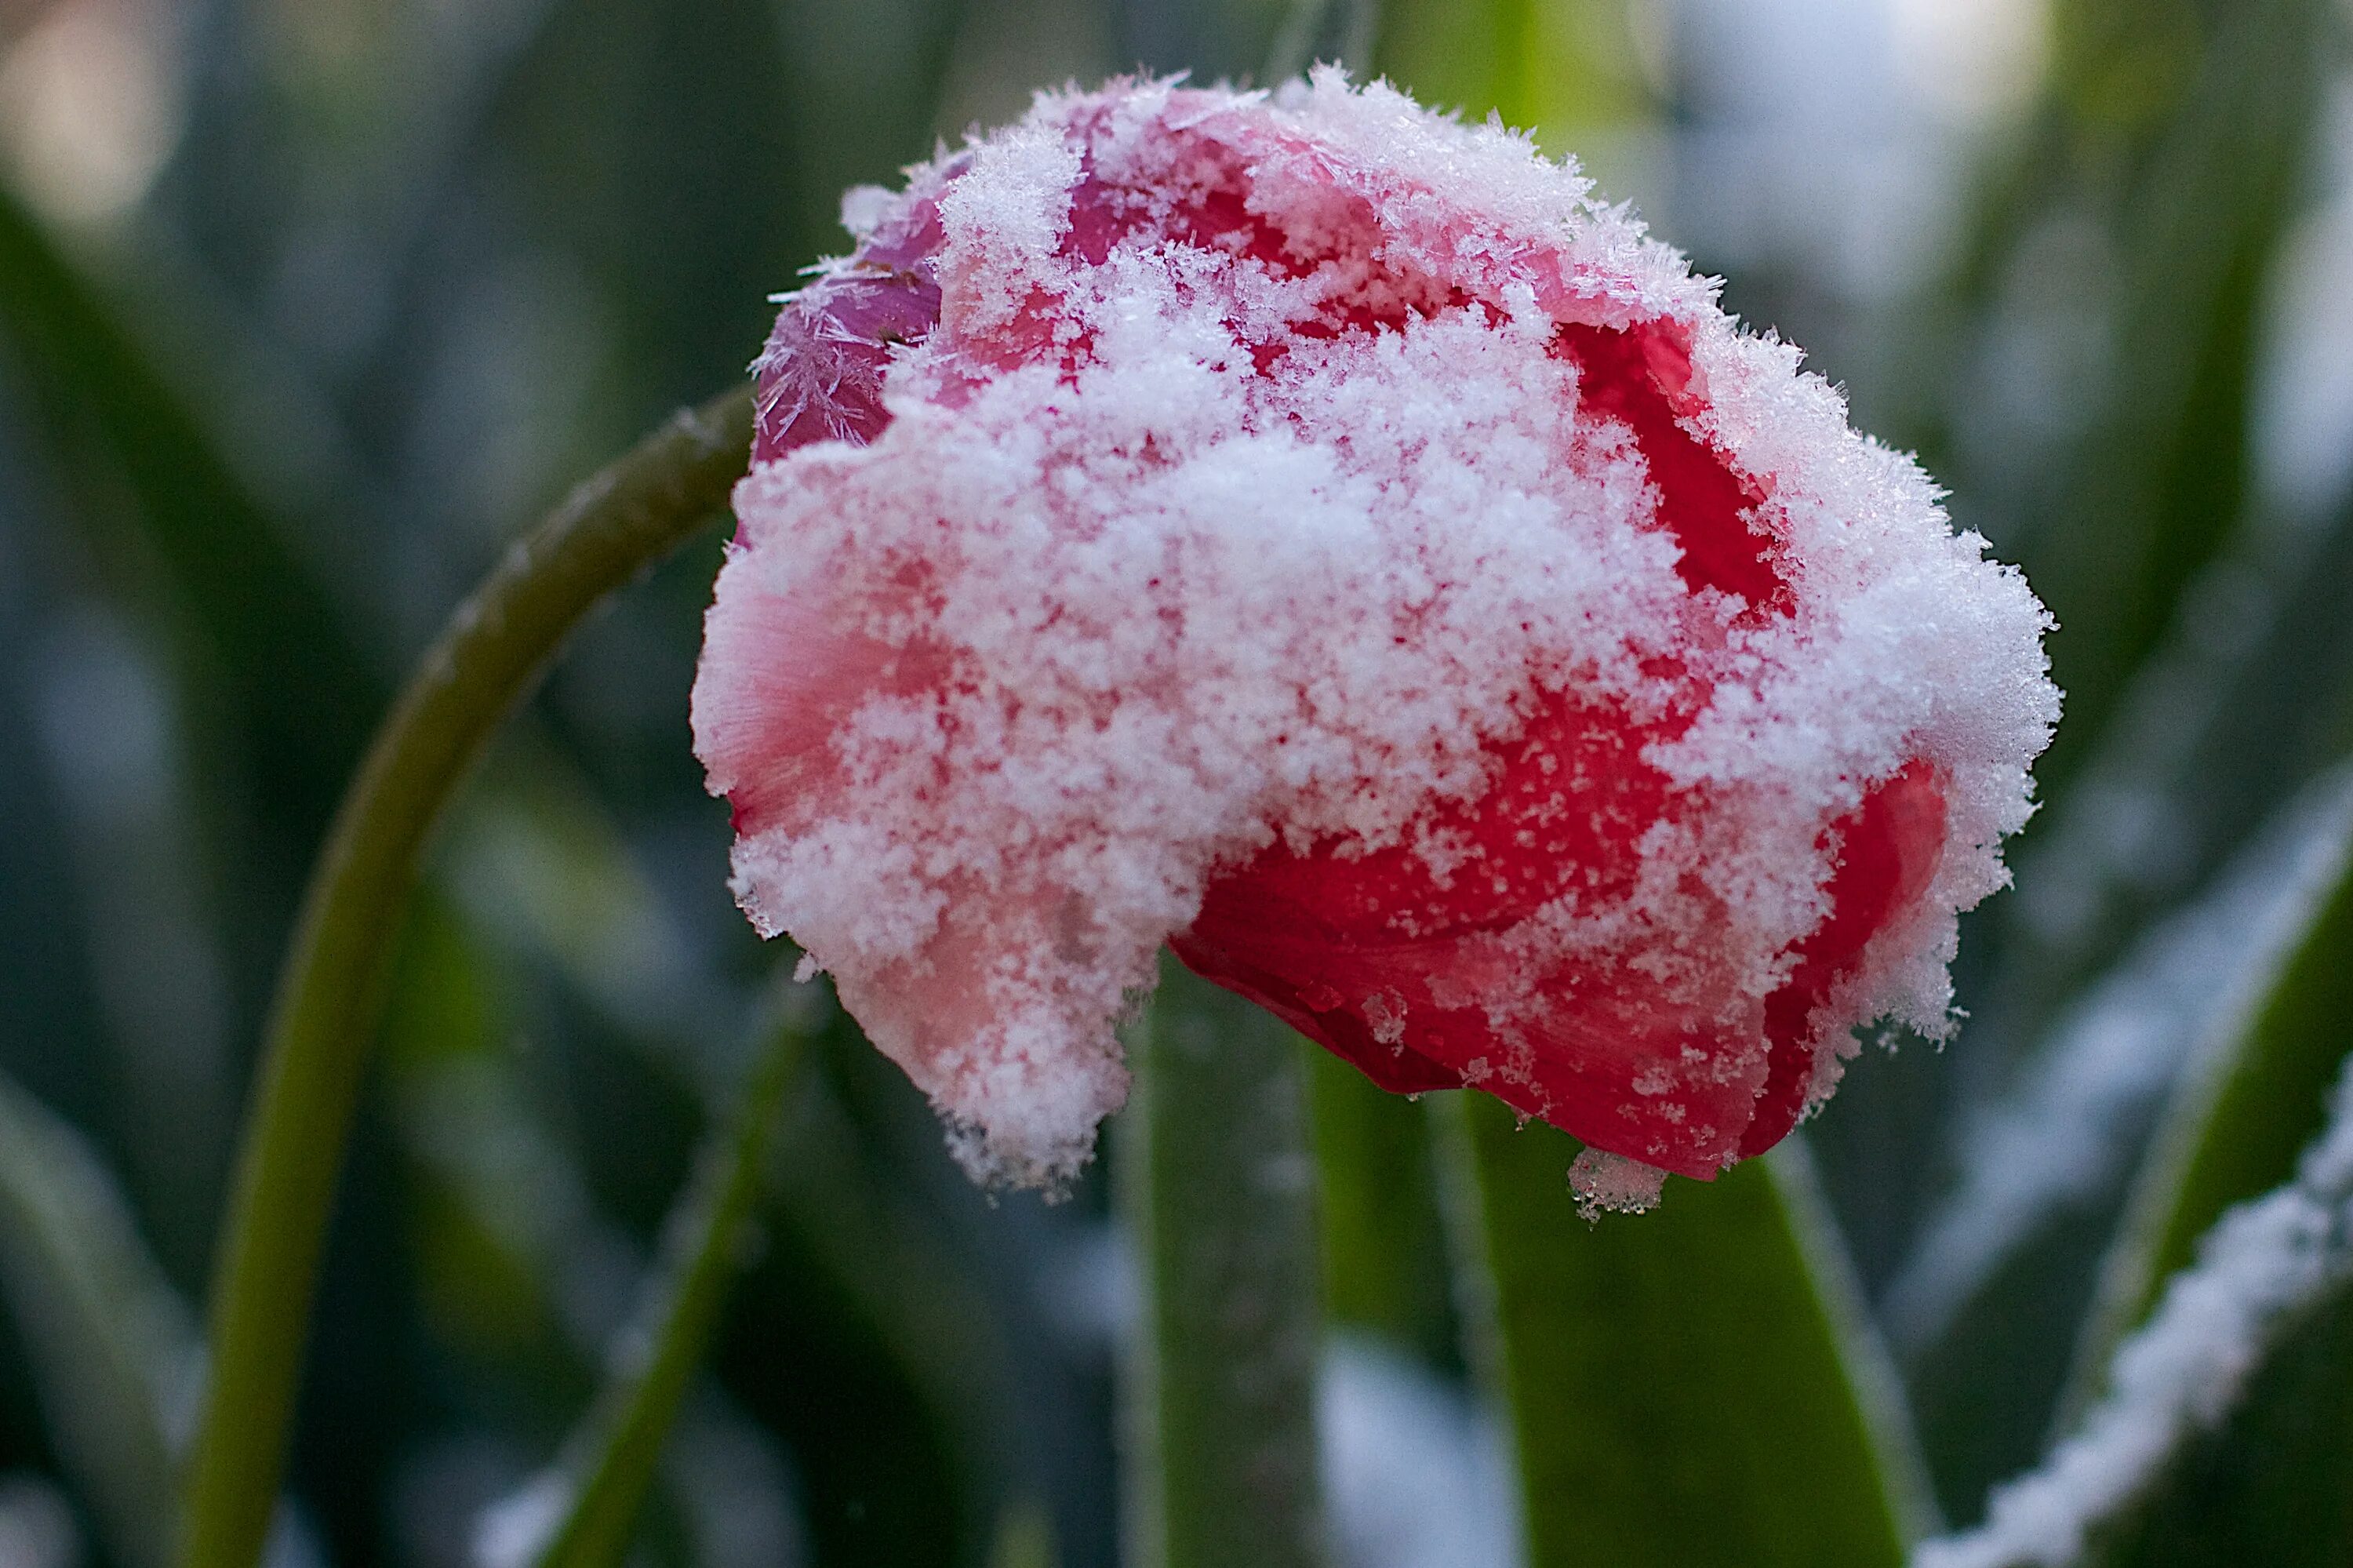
691, 72, 2057, 1206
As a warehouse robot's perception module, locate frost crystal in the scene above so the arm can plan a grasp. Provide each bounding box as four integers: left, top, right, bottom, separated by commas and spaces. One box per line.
1569, 1149, 1668, 1220
692, 71, 2057, 1188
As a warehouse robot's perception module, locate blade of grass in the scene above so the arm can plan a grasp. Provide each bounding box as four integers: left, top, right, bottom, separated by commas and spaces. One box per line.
1892, 511, 2353, 1517
1306, 1050, 1460, 1373
1893, 0, 2334, 1100
987, 1498, 1061, 1568
431, 753, 1024, 1559
510, 1013, 805, 1568
0, 185, 380, 830
0, 1068, 193, 1568
1907, 762, 2353, 1563
2068, 764, 2353, 1417
176, 384, 753, 1568
755, 1027, 1021, 1557
2093, 1280, 2353, 1566
1869, 0, 2338, 1511
1916, 0, 2337, 1065
1915, 1055, 2353, 1568
1373, 0, 1649, 152
375, 893, 811, 1563
1891, 764, 2353, 1519
1264, 0, 1380, 83
1932, 0, 2329, 800
1435, 1093, 1926, 1567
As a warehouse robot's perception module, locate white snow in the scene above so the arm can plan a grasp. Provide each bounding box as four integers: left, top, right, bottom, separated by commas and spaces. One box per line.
1322, 1336, 1522, 1568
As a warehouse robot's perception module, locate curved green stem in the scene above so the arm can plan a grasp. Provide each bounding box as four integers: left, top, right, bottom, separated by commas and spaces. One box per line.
176, 386, 755, 1568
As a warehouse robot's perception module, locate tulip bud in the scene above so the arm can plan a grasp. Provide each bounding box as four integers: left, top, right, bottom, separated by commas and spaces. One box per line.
692, 72, 2057, 1202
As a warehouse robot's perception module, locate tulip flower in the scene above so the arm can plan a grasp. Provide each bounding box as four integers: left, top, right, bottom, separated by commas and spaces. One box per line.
691, 71, 2057, 1206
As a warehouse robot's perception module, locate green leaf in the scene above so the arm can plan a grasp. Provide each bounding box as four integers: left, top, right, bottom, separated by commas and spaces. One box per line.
0, 185, 380, 835
1961, 769, 2353, 1565
1900, 0, 2341, 1100
751, 1028, 1018, 1563
378, 893, 618, 1384
1947, 0, 2332, 804
1435, 1093, 1931, 1567
1870, 0, 2340, 1510
1121, 960, 1326, 1568
426, 751, 1020, 1559
1373, 0, 1652, 151
2089, 1274, 2353, 1567
1307, 1050, 1461, 1372
376, 897, 839, 1563
2078, 774, 2353, 1398
1264, 0, 1380, 83
518, 1012, 805, 1568
1893, 766, 2353, 1524
987, 1497, 1062, 1568
1911, 1043, 2353, 1568
0, 1068, 193, 1568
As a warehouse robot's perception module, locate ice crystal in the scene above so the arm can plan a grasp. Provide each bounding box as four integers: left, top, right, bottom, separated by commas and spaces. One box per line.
1569, 1149, 1669, 1220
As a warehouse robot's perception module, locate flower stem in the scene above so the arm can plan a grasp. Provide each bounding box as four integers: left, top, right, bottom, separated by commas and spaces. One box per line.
176, 386, 755, 1568
1120, 959, 1328, 1568
528, 1009, 805, 1568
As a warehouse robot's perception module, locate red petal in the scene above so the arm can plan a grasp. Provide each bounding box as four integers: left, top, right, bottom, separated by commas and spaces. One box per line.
1176, 746, 1948, 1177
1551, 320, 1787, 613
1740, 758, 1947, 1159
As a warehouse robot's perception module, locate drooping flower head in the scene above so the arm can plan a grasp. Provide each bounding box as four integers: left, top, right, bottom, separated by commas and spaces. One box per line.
692, 72, 2057, 1206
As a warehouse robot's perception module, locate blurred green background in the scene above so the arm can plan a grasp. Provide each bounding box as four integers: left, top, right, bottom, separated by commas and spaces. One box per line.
2, 0, 2351, 1564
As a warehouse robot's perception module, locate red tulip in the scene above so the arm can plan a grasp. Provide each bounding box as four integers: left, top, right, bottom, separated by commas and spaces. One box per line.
693, 74, 2056, 1203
